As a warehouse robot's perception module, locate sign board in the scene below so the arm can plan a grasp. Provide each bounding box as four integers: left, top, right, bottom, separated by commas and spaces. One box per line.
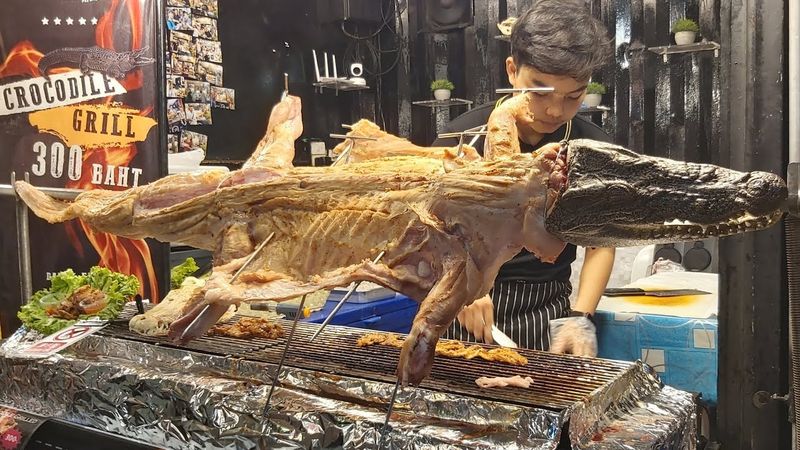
0, 0, 169, 337
18, 320, 106, 358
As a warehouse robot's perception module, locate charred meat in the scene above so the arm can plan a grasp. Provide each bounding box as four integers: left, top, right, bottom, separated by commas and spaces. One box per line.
208, 317, 285, 339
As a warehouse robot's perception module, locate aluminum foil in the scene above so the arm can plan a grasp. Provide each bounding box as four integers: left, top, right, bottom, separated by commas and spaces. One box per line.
568, 361, 696, 449
0, 328, 695, 449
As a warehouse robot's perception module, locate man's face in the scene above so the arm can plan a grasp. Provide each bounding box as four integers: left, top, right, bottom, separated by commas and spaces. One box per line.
506, 58, 588, 135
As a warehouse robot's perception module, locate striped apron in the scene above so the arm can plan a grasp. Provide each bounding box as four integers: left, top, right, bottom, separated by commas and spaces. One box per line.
443, 279, 572, 350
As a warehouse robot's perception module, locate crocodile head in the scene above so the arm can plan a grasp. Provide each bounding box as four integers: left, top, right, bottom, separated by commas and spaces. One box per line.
545, 139, 787, 247
116, 47, 155, 73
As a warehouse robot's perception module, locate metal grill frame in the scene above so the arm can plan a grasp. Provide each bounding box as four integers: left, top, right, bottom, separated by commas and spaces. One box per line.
102, 315, 633, 412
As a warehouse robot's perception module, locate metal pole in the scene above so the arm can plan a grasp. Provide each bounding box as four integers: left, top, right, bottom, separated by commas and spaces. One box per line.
0, 183, 84, 200
11, 172, 33, 304
790, 0, 800, 217
791, 0, 799, 164
789, 2, 799, 448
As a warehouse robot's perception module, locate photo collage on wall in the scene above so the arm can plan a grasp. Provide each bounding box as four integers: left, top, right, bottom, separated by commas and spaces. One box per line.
165, 0, 234, 153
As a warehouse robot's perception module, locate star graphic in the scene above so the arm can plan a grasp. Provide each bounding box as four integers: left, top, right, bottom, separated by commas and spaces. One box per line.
65, 17, 74, 25
78, 17, 86, 25
41, 17, 49, 25
53, 17, 61, 25
91, 17, 98, 25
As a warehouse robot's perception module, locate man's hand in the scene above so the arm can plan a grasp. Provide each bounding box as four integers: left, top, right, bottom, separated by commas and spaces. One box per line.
549, 316, 597, 357
456, 295, 494, 344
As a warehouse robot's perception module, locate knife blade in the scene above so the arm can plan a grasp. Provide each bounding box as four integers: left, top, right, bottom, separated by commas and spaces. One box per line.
491, 325, 518, 348
603, 288, 712, 297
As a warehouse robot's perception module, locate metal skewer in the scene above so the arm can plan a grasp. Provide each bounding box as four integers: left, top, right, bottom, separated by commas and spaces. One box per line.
495, 87, 555, 94
280, 73, 289, 100
179, 232, 276, 342
329, 133, 378, 140
378, 379, 401, 449
262, 293, 308, 418
309, 250, 386, 341
230, 231, 276, 284
467, 125, 487, 148
331, 140, 353, 167
436, 128, 488, 139
329, 131, 379, 166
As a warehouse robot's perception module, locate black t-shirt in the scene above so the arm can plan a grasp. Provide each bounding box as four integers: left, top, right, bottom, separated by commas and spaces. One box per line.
431, 99, 612, 283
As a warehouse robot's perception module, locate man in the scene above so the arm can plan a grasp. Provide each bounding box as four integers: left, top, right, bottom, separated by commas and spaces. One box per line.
432, 0, 615, 356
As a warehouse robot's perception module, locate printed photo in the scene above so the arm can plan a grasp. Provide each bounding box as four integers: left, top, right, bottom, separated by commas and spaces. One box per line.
210, 86, 235, 110
192, 16, 218, 40
166, 99, 186, 125
171, 54, 197, 79
185, 80, 211, 103
180, 130, 208, 152
196, 39, 222, 63
169, 30, 195, 57
191, 0, 219, 18
167, 133, 180, 153
185, 103, 213, 125
167, 0, 189, 6
166, 7, 193, 31
167, 75, 187, 98
197, 61, 223, 86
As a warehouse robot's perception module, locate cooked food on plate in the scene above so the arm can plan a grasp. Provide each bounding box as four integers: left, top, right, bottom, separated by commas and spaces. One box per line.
18, 266, 139, 335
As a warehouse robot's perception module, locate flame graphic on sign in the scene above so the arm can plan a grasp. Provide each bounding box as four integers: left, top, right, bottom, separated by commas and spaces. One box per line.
0, 1, 160, 301
0, 41, 70, 78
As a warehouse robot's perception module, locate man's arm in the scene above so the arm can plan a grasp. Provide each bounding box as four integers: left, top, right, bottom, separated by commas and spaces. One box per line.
572, 246, 615, 315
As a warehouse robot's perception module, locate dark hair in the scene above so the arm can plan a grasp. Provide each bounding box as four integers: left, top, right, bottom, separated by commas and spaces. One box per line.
510, 0, 612, 81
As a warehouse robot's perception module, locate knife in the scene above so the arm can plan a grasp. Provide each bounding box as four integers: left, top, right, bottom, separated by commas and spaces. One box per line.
603, 288, 712, 297
491, 325, 518, 348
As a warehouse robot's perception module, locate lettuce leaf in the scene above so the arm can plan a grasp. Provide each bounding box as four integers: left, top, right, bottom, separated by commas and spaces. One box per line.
17, 267, 140, 335
171, 257, 199, 289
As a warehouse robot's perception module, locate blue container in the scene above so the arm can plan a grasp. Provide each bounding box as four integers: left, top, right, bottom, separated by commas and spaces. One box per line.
595, 309, 718, 404
305, 294, 419, 333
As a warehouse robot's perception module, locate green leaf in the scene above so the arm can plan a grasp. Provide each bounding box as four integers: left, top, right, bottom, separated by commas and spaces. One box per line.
171, 257, 199, 289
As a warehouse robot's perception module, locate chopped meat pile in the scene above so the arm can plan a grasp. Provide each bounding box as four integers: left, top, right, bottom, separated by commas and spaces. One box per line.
45, 285, 108, 320
208, 317, 285, 339
356, 333, 528, 366
475, 375, 534, 389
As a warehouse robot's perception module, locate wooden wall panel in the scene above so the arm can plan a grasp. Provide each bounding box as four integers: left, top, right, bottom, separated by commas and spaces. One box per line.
392, 0, 723, 163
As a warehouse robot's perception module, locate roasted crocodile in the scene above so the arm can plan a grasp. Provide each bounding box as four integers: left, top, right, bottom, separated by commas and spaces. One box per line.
15, 95, 788, 386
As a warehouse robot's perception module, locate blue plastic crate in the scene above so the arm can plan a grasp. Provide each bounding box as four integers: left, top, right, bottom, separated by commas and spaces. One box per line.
305, 294, 419, 333
595, 309, 718, 404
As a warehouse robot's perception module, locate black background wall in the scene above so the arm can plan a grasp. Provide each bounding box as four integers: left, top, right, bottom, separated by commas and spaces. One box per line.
197, 0, 395, 165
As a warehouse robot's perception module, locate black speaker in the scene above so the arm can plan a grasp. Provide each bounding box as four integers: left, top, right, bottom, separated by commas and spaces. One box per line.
423, 0, 473, 32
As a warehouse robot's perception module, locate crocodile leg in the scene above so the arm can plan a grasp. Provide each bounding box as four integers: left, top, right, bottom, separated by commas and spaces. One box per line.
79, 54, 90, 74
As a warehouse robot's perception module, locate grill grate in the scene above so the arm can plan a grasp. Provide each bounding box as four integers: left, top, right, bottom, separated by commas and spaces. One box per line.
101, 316, 631, 411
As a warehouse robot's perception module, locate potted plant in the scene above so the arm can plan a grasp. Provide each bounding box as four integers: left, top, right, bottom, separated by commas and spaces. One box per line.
584, 82, 606, 107
431, 79, 455, 101
672, 18, 699, 45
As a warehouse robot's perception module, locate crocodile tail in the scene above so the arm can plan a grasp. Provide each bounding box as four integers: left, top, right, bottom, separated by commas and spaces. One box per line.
14, 181, 79, 223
